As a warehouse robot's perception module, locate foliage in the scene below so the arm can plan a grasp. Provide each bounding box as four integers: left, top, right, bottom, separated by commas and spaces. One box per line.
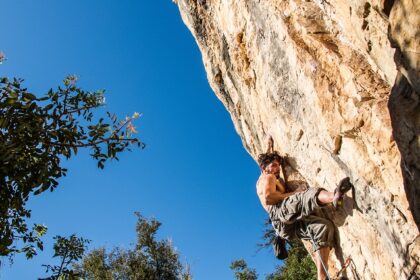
266, 240, 317, 280
40, 234, 90, 280
230, 259, 258, 280
74, 212, 191, 280
0, 76, 144, 258
254, 219, 317, 279
258, 218, 276, 249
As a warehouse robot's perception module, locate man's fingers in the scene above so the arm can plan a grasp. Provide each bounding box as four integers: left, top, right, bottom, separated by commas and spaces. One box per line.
266, 136, 273, 147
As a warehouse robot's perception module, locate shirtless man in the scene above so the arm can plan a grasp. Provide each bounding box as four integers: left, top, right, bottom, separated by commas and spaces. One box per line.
256, 139, 353, 280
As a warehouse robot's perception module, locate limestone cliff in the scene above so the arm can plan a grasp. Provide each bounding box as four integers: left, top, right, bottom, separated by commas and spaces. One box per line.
175, 0, 419, 279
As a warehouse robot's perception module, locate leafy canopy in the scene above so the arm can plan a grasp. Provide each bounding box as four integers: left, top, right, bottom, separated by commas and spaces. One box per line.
73, 213, 191, 280
266, 240, 317, 280
230, 259, 258, 280
230, 219, 317, 279
0, 76, 144, 259
40, 234, 90, 280
231, 239, 316, 280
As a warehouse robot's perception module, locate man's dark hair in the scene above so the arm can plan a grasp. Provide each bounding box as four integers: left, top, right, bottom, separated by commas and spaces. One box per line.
258, 152, 283, 168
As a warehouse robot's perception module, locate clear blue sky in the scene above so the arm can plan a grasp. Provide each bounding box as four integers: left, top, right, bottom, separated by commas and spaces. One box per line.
0, 1, 280, 279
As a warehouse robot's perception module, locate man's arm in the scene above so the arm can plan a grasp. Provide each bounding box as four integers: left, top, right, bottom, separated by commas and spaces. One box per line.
263, 175, 301, 205
265, 136, 274, 153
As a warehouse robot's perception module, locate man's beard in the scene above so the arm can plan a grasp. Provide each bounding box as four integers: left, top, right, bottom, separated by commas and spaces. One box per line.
267, 169, 280, 178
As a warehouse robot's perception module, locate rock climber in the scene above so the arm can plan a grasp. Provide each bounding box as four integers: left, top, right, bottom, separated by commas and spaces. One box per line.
256, 136, 354, 280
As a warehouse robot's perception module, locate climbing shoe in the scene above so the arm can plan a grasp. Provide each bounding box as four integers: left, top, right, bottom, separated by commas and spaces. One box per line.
333, 177, 354, 208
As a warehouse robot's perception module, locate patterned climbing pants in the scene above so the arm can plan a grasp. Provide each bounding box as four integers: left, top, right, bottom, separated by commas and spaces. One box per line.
268, 187, 335, 251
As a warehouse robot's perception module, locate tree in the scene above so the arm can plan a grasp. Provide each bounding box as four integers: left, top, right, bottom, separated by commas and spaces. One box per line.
262, 219, 316, 280
40, 235, 90, 280
230, 259, 258, 280
266, 240, 317, 280
233, 219, 317, 280
0, 76, 144, 259
74, 212, 191, 280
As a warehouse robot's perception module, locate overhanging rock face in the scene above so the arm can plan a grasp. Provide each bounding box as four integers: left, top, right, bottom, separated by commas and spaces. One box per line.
175, 0, 419, 279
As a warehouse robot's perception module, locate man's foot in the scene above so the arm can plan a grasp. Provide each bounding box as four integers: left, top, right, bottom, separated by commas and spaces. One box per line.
333, 177, 354, 208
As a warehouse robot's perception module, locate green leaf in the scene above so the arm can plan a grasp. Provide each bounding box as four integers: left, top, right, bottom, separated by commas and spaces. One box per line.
5, 97, 17, 105
34, 183, 50, 195
44, 104, 54, 111
23, 92, 37, 100
0, 117, 8, 128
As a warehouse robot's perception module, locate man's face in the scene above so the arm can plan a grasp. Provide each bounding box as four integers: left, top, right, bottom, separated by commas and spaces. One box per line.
264, 160, 281, 178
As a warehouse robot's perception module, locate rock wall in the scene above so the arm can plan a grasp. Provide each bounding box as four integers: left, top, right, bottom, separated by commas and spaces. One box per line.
175, 0, 419, 279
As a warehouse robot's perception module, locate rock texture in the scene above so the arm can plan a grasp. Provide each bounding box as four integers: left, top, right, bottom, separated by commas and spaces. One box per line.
175, 0, 419, 279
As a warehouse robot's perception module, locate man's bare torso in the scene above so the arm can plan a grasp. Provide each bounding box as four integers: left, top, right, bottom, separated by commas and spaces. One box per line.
256, 174, 286, 212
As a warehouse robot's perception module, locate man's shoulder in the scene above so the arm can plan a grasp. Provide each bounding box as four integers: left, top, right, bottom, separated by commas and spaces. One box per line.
257, 174, 276, 185
263, 173, 277, 181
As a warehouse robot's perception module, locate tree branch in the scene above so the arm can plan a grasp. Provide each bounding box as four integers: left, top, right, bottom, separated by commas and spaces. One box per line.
45, 138, 139, 148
